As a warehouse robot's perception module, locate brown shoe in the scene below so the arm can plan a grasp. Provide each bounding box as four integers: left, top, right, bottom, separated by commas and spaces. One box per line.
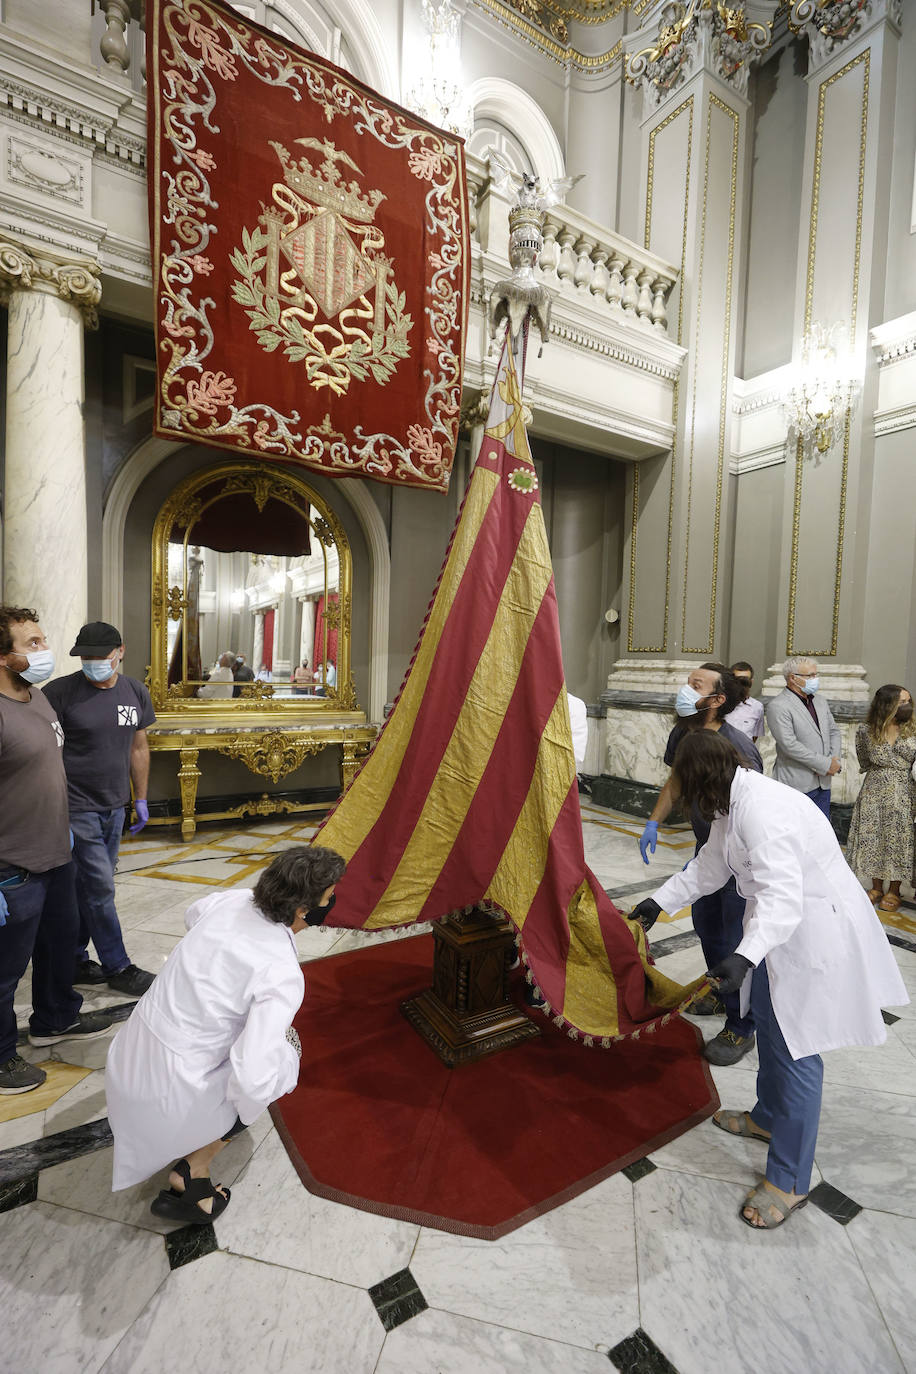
878, 892, 902, 912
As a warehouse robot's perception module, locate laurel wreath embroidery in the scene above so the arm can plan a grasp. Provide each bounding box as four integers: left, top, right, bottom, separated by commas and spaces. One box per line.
230, 226, 413, 396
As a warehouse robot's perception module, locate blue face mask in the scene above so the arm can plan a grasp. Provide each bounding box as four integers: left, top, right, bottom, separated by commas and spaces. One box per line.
676, 684, 705, 717
81, 655, 118, 683
20, 650, 55, 684
802, 676, 819, 695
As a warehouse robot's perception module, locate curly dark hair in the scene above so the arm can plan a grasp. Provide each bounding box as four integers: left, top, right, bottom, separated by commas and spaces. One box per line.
252, 845, 346, 927
0, 605, 40, 657
672, 729, 747, 821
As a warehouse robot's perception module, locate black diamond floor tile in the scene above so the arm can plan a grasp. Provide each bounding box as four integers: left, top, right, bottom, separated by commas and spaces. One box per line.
622, 1157, 657, 1184
808, 1180, 863, 1225
609, 1327, 679, 1373
0, 1117, 113, 1185
0, 1174, 38, 1213
368, 1267, 429, 1331
164, 1221, 219, 1269
881, 1009, 900, 1025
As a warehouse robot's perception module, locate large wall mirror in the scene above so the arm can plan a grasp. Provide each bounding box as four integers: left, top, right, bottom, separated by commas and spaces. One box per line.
150, 463, 355, 714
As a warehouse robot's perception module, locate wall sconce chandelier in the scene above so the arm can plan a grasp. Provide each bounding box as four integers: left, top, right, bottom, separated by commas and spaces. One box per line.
406, 0, 472, 139
783, 323, 862, 459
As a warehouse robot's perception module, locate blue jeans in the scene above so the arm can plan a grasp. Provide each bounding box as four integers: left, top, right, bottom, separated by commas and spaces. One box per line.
806, 787, 831, 818
0, 863, 82, 1061
750, 961, 823, 1195
71, 808, 129, 976
692, 873, 755, 1038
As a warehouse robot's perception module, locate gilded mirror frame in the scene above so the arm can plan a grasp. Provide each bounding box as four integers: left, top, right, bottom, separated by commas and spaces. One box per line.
150, 462, 356, 716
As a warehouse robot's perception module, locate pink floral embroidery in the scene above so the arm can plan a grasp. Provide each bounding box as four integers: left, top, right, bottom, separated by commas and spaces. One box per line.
190, 148, 216, 171
406, 424, 444, 468
408, 147, 443, 182
189, 254, 214, 276
186, 20, 238, 81
185, 370, 236, 415
252, 420, 275, 450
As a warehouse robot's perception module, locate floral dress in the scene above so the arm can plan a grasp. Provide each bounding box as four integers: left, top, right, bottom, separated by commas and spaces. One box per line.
846, 726, 916, 883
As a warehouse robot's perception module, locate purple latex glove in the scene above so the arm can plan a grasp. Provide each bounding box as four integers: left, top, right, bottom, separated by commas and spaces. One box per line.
129, 799, 149, 834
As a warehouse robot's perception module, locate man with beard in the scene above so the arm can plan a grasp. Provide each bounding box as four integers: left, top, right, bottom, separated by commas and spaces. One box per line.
636, 663, 762, 1065
0, 606, 113, 1094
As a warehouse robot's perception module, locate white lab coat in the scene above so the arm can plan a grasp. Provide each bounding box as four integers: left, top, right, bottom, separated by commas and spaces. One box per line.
106, 889, 304, 1190
567, 693, 588, 770
653, 768, 908, 1060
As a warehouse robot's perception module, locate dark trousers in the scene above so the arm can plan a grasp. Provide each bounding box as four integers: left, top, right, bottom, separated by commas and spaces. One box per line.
806, 787, 831, 819
750, 961, 823, 1194
0, 863, 82, 1062
692, 874, 755, 1038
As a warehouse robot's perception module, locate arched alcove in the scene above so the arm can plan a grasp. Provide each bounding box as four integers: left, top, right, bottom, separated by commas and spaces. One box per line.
225, 0, 398, 98
102, 440, 391, 721
466, 77, 566, 181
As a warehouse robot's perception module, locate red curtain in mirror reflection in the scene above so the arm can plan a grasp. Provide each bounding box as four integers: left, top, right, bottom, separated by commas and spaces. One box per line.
314, 593, 338, 674
262, 607, 275, 672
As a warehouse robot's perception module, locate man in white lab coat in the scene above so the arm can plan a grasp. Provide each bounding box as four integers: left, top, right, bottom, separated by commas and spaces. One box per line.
106, 845, 345, 1224
631, 730, 907, 1231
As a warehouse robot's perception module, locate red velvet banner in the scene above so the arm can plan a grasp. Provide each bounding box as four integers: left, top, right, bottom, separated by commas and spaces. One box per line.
147, 0, 470, 491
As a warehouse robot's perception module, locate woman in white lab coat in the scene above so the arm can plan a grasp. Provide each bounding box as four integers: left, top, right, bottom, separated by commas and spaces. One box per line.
631, 731, 907, 1232
106, 845, 345, 1225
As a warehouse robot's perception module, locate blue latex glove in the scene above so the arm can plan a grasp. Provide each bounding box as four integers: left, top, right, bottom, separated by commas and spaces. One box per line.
0, 891, 7, 927
129, 799, 150, 835
69, 828, 74, 851
639, 819, 658, 864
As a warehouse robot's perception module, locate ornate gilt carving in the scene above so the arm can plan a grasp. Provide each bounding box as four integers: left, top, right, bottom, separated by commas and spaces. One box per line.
625, 2, 775, 104
214, 731, 329, 781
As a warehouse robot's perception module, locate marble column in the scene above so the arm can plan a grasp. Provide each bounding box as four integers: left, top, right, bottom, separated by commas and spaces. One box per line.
298, 596, 317, 670
0, 239, 100, 668
252, 611, 265, 675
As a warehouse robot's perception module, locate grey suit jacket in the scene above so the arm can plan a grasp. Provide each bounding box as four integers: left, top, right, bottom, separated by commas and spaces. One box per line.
765, 687, 841, 793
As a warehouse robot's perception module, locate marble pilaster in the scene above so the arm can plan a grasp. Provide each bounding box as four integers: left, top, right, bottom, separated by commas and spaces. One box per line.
298, 595, 317, 670
0, 238, 100, 667
251, 610, 264, 676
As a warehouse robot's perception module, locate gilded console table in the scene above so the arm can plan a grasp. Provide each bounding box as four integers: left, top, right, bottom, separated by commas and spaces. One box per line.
147, 720, 376, 840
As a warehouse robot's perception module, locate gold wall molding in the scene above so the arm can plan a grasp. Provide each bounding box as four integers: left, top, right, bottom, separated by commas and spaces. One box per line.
468, 0, 625, 70
628, 95, 694, 654
680, 91, 739, 656
786, 48, 869, 658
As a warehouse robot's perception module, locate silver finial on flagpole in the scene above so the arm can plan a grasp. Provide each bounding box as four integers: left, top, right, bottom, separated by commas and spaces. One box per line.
486, 150, 583, 362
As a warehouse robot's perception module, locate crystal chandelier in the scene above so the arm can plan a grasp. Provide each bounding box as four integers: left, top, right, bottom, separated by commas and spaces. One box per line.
783, 322, 862, 460
406, 0, 472, 139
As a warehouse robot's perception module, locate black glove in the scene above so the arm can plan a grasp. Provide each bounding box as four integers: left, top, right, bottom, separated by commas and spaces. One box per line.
630, 898, 662, 932
304, 893, 337, 926
706, 952, 753, 995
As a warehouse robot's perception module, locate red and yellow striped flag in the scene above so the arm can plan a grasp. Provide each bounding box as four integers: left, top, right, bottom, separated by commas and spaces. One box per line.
315, 340, 695, 1041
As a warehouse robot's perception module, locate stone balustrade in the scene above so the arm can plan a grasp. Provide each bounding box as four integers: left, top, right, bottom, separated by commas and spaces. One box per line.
465, 154, 677, 337
96, 0, 145, 86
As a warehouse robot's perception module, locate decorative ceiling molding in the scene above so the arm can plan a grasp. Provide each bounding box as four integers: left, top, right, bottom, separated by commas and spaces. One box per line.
467, 0, 626, 70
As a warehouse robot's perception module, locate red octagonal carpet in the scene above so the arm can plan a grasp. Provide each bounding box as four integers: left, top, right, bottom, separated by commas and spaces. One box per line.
271, 935, 719, 1240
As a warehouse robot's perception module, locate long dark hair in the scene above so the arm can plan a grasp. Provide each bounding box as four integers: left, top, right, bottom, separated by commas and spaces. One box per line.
252, 845, 346, 926
672, 730, 746, 821
866, 683, 915, 742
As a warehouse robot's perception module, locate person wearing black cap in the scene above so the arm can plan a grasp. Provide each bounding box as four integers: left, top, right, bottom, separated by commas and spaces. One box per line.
43, 622, 157, 997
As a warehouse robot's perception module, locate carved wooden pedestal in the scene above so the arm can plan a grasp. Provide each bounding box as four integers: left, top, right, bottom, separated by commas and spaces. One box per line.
401, 909, 540, 1067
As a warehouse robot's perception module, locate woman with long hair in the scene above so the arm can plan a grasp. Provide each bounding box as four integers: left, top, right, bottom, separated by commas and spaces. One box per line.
846, 683, 916, 911
630, 731, 907, 1232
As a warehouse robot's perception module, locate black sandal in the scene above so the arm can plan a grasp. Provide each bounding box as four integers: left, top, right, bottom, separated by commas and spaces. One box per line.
150, 1158, 231, 1225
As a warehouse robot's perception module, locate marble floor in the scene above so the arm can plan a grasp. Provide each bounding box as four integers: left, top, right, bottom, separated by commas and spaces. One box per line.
2, 805, 915, 1374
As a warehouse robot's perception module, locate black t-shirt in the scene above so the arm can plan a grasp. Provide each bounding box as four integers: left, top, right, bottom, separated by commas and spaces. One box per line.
664, 720, 763, 846
42, 672, 156, 813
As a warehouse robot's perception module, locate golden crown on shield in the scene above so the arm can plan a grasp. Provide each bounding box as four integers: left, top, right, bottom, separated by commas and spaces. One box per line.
268, 138, 385, 223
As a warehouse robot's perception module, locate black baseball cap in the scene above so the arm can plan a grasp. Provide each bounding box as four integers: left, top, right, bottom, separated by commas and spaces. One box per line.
70, 621, 123, 656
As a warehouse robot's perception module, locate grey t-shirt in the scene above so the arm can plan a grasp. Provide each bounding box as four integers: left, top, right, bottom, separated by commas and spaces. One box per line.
0, 688, 71, 872
43, 672, 156, 813
664, 720, 763, 846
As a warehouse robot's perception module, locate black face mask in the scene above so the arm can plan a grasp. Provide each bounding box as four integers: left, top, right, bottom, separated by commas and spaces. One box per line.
304, 892, 336, 927
895, 703, 913, 724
